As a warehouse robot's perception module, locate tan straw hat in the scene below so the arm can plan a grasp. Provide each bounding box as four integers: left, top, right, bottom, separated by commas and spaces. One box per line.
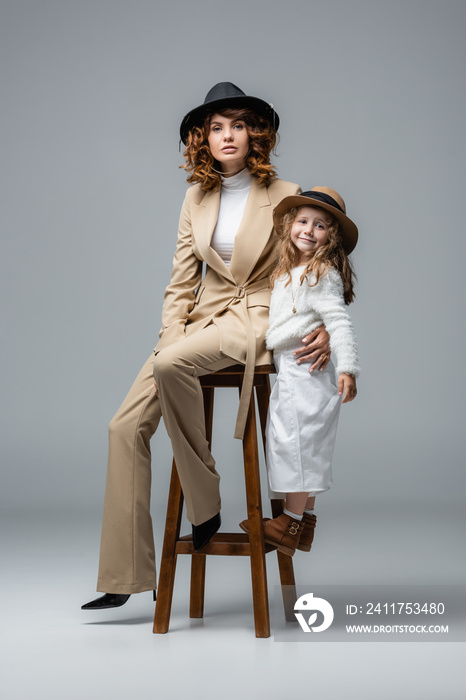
273, 186, 358, 254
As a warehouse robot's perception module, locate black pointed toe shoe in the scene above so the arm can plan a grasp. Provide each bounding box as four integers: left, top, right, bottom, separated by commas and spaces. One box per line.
192, 512, 221, 552
81, 593, 131, 610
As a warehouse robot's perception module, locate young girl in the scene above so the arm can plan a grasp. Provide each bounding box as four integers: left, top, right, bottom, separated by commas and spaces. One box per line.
240, 186, 360, 555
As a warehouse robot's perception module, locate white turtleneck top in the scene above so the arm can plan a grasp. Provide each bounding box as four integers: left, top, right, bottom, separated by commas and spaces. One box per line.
210, 168, 252, 266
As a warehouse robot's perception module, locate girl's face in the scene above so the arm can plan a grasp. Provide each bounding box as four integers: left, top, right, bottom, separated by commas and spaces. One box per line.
290, 206, 331, 264
207, 113, 250, 177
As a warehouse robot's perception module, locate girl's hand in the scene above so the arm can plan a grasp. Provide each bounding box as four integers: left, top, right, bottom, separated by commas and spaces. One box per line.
293, 325, 331, 372
338, 374, 357, 403
153, 380, 159, 397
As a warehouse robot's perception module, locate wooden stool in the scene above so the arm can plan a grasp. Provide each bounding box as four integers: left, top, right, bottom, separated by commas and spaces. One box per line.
152, 364, 296, 639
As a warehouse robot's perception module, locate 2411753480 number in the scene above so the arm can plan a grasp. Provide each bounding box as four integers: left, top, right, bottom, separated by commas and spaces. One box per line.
345, 602, 446, 615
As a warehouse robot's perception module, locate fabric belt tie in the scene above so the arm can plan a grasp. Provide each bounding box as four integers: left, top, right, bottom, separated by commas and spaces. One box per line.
211, 277, 270, 440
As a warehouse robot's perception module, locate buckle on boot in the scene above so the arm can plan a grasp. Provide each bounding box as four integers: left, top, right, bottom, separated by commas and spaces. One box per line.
288, 521, 300, 536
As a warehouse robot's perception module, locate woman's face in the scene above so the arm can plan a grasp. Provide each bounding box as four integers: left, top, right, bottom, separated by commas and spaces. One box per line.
207, 113, 250, 177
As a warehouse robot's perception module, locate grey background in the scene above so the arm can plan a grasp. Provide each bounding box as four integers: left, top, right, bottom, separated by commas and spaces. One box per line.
2, 1, 465, 699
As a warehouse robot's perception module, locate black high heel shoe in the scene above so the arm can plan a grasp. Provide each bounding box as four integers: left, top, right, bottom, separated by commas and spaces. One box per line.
81, 590, 156, 610
192, 512, 221, 551
81, 593, 131, 610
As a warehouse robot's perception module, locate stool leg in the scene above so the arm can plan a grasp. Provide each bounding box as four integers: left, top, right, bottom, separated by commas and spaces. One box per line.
153, 462, 183, 634
242, 388, 270, 638
188, 387, 214, 619
255, 375, 270, 450
271, 500, 297, 622
189, 554, 206, 618
256, 378, 297, 622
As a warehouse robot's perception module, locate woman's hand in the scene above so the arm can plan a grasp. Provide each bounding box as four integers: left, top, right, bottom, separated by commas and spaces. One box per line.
338, 374, 357, 403
153, 380, 159, 397
293, 325, 331, 372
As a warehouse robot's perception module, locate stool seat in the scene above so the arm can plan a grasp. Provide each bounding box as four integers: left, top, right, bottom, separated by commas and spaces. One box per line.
153, 363, 296, 638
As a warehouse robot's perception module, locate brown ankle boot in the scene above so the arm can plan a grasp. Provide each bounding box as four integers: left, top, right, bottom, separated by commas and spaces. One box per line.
239, 517, 269, 534
263, 513, 304, 556
297, 512, 317, 551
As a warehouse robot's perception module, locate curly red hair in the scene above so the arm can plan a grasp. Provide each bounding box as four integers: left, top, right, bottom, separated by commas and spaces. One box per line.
181, 108, 278, 191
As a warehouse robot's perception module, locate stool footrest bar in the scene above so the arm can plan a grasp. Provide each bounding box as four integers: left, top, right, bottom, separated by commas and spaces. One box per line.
176, 533, 277, 556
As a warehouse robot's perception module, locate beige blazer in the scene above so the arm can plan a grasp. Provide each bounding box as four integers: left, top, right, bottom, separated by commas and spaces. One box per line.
155, 176, 300, 437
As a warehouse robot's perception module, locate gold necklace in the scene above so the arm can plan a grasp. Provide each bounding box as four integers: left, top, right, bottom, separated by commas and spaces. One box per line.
291, 276, 297, 313
290, 264, 309, 313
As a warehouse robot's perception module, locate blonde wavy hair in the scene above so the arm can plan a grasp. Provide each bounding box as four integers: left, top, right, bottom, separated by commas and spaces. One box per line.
271, 206, 356, 305
180, 108, 277, 191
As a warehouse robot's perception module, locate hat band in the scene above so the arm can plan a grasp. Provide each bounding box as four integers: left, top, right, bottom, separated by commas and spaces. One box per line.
300, 191, 344, 214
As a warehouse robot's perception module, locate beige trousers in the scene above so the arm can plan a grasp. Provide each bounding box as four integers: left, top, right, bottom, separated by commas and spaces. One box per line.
97, 324, 238, 594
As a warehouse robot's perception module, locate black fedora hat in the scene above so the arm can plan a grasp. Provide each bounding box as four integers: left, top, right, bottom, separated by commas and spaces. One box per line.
179, 82, 280, 144
273, 187, 359, 254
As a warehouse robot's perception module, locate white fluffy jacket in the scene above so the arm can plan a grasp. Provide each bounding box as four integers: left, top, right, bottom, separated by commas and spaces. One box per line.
266, 266, 360, 377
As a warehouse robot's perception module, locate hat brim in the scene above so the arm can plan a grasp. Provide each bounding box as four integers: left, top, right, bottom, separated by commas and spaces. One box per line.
273, 195, 358, 255
180, 95, 279, 144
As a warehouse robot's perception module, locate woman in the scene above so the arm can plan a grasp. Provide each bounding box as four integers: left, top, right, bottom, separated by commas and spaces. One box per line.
82, 83, 330, 610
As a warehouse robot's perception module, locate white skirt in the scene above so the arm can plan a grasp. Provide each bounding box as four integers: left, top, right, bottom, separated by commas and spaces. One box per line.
266, 349, 341, 496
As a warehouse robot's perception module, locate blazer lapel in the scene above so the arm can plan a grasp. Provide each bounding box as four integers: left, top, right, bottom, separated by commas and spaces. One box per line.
191, 189, 236, 282
229, 178, 272, 284
191, 178, 273, 284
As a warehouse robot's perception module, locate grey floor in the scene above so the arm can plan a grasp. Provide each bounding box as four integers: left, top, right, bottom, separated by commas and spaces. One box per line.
2, 502, 465, 700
